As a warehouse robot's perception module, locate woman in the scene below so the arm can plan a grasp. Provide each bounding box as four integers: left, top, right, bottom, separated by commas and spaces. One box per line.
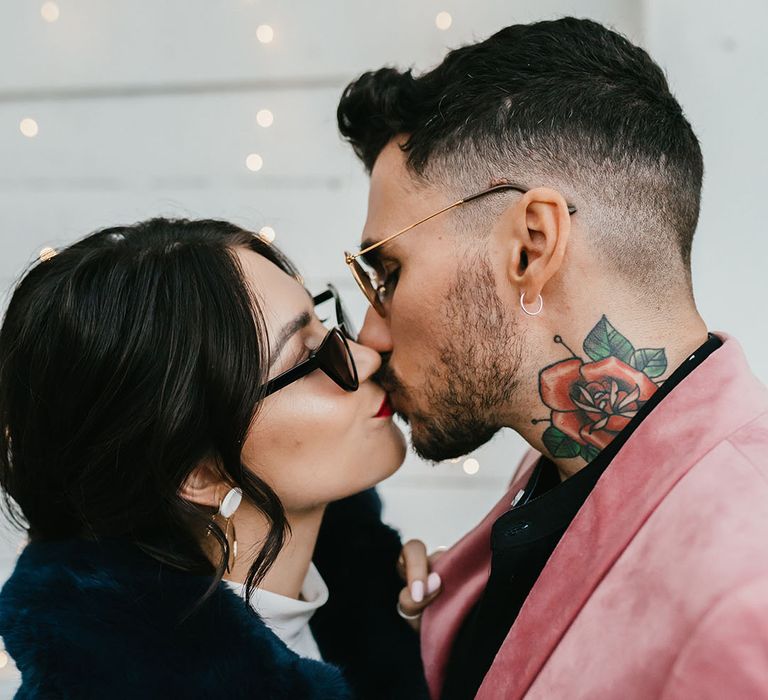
0, 218, 436, 698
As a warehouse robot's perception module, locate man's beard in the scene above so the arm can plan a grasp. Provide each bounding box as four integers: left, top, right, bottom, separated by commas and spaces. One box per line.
376, 252, 524, 462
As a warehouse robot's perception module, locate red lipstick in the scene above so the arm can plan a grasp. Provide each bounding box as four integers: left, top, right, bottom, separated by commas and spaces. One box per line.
375, 395, 394, 418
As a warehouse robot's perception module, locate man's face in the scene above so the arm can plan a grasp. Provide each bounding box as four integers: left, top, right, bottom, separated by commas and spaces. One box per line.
356, 139, 525, 462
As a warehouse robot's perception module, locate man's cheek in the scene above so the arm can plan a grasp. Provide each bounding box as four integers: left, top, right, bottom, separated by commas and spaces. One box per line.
397, 327, 442, 381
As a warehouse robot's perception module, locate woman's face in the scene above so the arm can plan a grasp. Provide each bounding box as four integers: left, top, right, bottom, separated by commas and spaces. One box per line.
236, 247, 406, 513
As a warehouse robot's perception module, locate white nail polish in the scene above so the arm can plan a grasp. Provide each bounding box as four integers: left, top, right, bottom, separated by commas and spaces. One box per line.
427, 572, 442, 594
411, 580, 424, 603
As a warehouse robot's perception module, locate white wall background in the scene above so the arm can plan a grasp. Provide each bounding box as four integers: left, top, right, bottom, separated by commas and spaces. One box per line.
0, 0, 765, 693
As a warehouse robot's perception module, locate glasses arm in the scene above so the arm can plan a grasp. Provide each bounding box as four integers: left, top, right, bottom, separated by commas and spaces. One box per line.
347, 182, 576, 264
349, 198, 466, 263
312, 289, 334, 305
262, 355, 319, 396
462, 183, 577, 214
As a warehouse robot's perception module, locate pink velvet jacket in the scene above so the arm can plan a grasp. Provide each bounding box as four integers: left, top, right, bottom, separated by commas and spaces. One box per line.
422, 333, 768, 699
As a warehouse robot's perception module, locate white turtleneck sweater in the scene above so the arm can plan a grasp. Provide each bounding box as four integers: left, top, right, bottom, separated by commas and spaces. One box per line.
222, 562, 329, 661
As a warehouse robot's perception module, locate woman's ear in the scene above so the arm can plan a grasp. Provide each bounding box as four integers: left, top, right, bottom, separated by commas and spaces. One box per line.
493, 186, 572, 296
179, 462, 225, 509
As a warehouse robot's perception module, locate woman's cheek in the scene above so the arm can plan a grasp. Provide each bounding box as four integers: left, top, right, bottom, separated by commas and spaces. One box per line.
241, 395, 362, 508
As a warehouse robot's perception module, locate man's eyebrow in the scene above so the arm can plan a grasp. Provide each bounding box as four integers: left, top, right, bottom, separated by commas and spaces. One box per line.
271, 311, 311, 365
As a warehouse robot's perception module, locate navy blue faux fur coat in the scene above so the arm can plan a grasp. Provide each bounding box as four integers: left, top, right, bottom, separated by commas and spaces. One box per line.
0, 489, 428, 699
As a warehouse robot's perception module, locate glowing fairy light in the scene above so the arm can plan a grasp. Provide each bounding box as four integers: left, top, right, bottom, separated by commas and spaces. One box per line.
256, 25, 274, 44
245, 153, 263, 172
38, 247, 57, 262
463, 458, 480, 475
258, 226, 276, 243
40, 1, 60, 22
435, 12, 452, 30
20, 118, 39, 138
256, 109, 274, 128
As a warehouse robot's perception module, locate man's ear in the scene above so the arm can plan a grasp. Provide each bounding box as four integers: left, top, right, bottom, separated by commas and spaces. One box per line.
494, 186, 572, 298
179, 461, 226, 509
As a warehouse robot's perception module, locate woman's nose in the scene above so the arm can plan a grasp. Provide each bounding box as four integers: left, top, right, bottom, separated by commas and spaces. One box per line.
357, 306, 393, 354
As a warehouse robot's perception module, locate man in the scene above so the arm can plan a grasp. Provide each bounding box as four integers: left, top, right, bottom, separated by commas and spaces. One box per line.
337, 17, 768, 700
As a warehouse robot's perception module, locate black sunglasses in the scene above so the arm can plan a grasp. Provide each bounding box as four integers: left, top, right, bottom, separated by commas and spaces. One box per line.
260, 285, 359, 398
312, 283, 358, 341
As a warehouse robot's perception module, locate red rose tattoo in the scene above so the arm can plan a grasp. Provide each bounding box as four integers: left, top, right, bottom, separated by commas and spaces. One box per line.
536, 316, 667, 462
540, 355, 658, 450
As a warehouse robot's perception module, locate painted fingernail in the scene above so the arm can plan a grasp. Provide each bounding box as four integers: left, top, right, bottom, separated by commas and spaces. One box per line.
411, 580, 424, 603
427, 572, 442, 594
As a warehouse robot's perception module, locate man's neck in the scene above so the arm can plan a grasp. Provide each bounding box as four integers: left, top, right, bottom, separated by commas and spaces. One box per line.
512, 310, 710, 481
224, 505, 326, 599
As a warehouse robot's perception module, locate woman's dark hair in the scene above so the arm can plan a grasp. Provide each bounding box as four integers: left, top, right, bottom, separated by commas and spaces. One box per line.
0, 217, 299, 618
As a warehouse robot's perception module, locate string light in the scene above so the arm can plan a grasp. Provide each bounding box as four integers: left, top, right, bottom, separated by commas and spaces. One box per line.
435, 11, 452, 30
259, 226, 276, 243
19, 118, 39, 138
463, 457, 480, 475
245, 153, 263, 172
40, 1, 60, 23
256, 25, 274, 44
256, 109, 274, 128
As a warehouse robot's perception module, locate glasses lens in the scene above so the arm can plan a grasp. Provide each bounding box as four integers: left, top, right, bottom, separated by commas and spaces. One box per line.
317, 328, 359, 391
327, 283, 358, 340
347, 256, 385, 316
314, 284, 358, 340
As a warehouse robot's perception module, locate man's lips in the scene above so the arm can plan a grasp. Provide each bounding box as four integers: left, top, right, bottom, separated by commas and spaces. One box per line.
375, 395, 394, 418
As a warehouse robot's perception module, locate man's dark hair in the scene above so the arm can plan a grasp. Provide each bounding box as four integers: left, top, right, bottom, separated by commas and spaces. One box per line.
337, 17, 703, 291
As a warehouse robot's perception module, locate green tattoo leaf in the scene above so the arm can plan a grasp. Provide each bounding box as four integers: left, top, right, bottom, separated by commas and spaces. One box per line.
580, 443, 601, 463
583, 315, 635, 364
630, 348, 668, 378
542, 426, 582, 459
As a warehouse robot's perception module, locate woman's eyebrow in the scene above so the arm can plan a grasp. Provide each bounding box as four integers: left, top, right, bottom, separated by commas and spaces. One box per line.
271, 311, 311, 364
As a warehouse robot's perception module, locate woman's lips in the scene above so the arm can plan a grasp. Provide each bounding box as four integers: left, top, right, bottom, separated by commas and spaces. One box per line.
375, 395, 394, 418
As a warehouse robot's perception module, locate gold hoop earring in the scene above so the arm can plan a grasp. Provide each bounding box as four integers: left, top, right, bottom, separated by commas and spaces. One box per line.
205, 490, 241, 573
222, 512, 238, 573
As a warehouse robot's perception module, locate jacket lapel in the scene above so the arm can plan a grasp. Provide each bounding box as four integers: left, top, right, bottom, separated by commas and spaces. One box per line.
421, 449, 541, 699
477, 332, 768, 698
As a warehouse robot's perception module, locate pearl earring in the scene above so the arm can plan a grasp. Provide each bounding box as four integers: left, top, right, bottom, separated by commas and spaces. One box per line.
207, 487, 242, 573
219, 487, 242, 518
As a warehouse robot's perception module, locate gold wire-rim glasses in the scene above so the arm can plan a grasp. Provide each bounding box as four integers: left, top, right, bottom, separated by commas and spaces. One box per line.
344, 182, 577, 316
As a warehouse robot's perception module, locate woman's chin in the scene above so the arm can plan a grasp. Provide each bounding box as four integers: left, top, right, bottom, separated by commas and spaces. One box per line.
378, 423, 408, 481
387, 419, 408, 459
357, 422, 408, 492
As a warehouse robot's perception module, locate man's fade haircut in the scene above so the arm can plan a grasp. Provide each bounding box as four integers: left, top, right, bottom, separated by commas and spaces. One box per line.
337, 17, 703, 291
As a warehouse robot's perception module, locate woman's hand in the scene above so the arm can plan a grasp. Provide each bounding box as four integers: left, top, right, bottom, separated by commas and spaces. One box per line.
396, 539, 447, 631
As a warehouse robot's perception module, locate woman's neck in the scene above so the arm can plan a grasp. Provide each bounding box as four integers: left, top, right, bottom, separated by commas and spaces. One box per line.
224, 504, 326, 600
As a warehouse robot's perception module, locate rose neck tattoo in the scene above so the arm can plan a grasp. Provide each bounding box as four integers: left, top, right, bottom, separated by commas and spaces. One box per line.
534, 315, 668, 465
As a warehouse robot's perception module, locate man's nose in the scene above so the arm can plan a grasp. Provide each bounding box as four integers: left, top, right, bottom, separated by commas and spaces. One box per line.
357, 306, 393, 354
348, 339, 382, 385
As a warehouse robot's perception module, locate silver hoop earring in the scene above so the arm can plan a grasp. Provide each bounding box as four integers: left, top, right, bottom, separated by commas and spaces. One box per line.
520, 291, 543, 316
